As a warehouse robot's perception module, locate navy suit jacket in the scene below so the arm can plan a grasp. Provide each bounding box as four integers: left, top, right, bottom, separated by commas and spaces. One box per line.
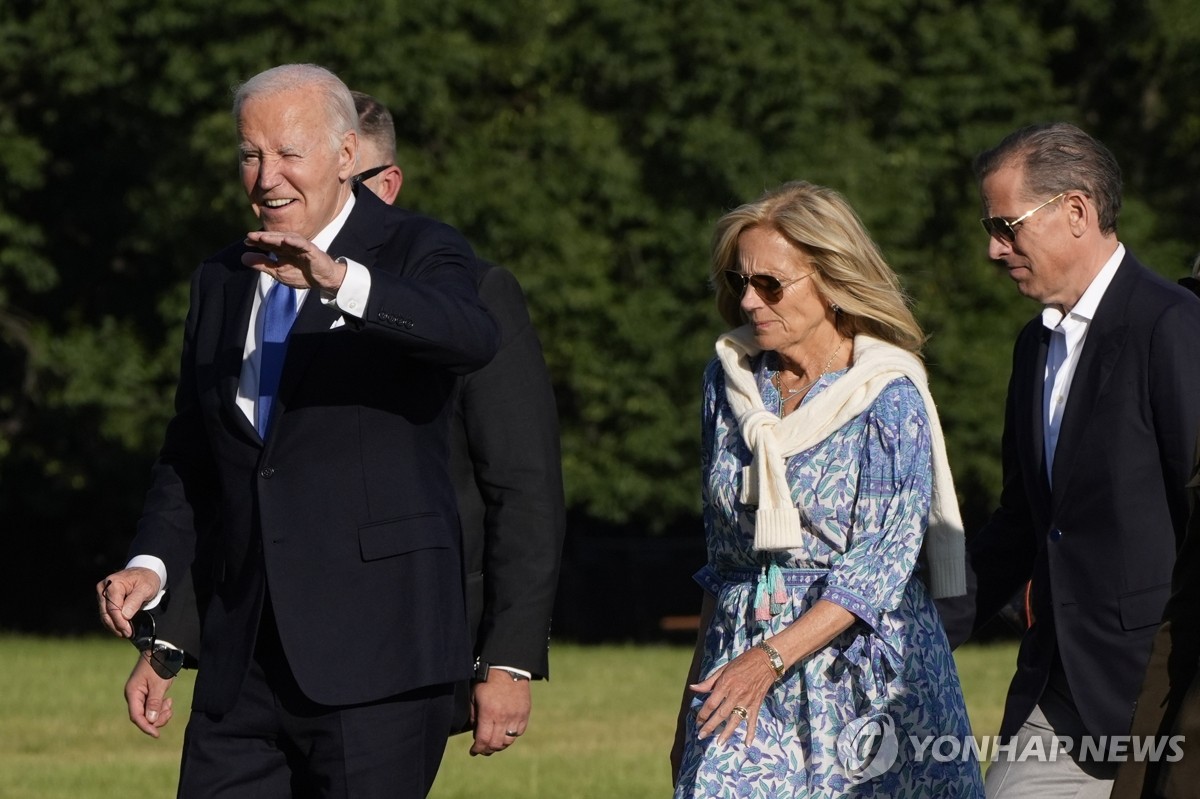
451, 264, 564, 679
143, 263, 566, 733
130, 188, 499, 714
953, 252, 1200, 739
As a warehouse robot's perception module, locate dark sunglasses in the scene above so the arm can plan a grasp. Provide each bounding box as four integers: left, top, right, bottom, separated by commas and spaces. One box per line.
103, 584, 185, 679
722, 269, 814, 304
980, 192, 1066, 243
351, 164, 391, 184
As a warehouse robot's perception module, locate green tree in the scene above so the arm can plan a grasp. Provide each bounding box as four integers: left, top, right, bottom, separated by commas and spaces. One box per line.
3, 0, 1197, 632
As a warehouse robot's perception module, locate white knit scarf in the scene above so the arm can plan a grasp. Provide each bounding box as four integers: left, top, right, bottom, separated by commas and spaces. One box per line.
715, 325, 966, 599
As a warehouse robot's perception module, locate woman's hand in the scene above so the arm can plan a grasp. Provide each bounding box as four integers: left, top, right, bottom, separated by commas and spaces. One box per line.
689, 645, 778, 748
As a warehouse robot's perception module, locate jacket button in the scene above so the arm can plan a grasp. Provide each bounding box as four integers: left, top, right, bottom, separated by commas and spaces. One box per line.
1049, 528, 1062, 542
260, 467, 275, 479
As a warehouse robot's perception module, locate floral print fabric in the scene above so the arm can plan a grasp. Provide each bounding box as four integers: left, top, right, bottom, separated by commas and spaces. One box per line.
674, 354, 983, 798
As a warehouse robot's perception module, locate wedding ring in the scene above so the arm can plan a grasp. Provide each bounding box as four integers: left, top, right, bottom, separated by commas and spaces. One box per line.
504, 729, 520, 737
730, 706, 748, 720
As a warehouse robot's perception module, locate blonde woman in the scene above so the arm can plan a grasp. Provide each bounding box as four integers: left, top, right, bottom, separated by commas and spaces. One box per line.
671, 182, 982, 797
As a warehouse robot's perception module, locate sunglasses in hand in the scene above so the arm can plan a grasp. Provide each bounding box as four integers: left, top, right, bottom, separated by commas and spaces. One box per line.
103, 583, 186, 679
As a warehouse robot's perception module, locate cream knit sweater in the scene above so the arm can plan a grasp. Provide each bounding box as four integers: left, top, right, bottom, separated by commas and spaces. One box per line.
716, 326, 966, 599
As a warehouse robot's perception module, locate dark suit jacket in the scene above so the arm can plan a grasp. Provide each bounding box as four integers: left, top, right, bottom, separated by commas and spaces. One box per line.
951, 252, 1200, 739
145, 261, 565, 728
130, 188, 499, 714
451, 264, 564, 676
446, 264, 565, 732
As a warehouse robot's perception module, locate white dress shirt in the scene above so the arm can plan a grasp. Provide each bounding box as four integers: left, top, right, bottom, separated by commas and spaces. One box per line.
129, 194, 372, 599
1041, 243, 1125, 483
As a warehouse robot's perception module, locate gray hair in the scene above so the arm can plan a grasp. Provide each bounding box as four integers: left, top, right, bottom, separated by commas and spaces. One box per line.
974, 122, 1122, 235
232, 64, 358, 154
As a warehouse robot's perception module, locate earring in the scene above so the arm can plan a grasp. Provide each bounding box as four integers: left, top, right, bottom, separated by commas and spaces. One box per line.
830, 302, 841, 313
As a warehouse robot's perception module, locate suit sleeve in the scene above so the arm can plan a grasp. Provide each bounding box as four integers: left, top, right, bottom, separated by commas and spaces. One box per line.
128, 266, 218, 591
347, 216, 499, 374
1147, 298, 1200, 550
1134, 296, 1200, 726
465, 267, 565, 678
953, 327, 1041, 638
147, 564, 204, 665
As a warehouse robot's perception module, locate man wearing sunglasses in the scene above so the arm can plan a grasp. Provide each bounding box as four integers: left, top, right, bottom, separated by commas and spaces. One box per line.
116, 90, 565, 769
941, 122, 1200, 797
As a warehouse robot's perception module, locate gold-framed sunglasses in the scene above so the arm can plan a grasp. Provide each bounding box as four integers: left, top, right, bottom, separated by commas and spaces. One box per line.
980, 192, 1067, 243
722, 270, 815, 304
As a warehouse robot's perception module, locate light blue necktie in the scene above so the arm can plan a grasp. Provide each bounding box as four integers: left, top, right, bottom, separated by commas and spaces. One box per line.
1043, 325, 1067, 483
257, 280, 298, 437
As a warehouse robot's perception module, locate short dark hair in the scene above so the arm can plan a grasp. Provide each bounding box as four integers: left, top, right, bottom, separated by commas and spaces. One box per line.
350, 90, 396, 165
974, 122, 1122, 235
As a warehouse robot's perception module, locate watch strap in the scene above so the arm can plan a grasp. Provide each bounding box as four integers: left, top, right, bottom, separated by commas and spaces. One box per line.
756, 641, 786, 679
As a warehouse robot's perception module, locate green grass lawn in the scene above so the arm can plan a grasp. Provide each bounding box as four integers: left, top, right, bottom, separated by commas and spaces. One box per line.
0, 635, 1017, 798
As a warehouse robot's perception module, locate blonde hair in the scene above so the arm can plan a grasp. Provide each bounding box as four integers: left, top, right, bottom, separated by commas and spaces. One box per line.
710, 180, 926, 354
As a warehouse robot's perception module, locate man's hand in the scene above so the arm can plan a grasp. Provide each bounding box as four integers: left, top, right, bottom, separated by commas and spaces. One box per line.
97, 568, 161, 638
468, 670, 532, 756
126, 654, 175, 738
242, 231, 347, 293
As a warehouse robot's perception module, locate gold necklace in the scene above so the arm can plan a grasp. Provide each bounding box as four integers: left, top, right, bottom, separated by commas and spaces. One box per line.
774, 337, 846, 405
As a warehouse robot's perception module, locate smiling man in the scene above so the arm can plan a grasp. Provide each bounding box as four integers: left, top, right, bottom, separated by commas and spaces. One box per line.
96, 64, 498, 798
944, 122, 1200, 797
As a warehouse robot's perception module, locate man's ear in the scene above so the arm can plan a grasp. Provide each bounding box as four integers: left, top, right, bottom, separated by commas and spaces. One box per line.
375, 165, 404, 205
338, 130, 358, 182
1065, 190, 1092, 238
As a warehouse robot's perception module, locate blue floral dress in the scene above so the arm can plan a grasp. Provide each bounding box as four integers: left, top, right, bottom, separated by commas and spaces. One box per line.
674, 354, 983, 798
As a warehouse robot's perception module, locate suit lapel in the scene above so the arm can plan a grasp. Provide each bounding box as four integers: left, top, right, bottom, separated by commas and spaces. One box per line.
220, 267, 261, 444
327, 186, 392, 265
1016, 321, 1052, 514
1032, 325, 1051, 494
271, 190, 390, 429
1048, 256, 1136, 503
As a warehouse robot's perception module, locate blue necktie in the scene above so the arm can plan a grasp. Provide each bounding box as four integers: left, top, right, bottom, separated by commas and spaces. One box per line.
257, 280, 298, 437
1043, 325, 1067, 484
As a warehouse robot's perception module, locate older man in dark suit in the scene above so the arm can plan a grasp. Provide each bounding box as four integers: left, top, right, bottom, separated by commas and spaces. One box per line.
942, 122, 1200, 797
114, 90, 566, 765
98, 63, 498, 798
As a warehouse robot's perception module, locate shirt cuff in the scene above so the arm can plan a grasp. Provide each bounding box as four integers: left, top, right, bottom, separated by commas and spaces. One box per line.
125, 555, 168, 610
490, 665, 533, 680
329, 257, 370, 317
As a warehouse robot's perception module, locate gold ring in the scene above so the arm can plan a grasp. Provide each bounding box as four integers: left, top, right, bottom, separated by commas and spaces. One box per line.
730, 706, 748, 720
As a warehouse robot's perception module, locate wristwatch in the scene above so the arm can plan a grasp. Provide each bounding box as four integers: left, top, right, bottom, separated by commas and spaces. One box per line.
129, 609, 186, 679
472, 658, 530, 682
756, 641, 786, 680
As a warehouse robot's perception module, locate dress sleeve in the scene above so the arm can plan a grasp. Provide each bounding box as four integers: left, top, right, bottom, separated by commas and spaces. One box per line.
695, 358, 726, 597
820, 377, 933, 629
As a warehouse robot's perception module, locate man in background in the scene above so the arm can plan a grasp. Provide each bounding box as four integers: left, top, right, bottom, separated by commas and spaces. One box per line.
117, 89, 565, 762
